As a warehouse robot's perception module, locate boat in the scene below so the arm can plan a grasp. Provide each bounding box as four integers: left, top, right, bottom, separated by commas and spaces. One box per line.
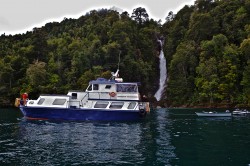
195, 111, 232, 117
232, 109, 250, 115
17, 69, 150, 121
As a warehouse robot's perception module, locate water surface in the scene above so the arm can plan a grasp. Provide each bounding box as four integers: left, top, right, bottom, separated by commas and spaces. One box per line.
0, 107, 250, 165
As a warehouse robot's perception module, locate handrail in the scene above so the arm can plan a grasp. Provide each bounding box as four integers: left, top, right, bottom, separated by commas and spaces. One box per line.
87, 92, 139, 100
87, 92, 113, 100
80, 93, 89, 105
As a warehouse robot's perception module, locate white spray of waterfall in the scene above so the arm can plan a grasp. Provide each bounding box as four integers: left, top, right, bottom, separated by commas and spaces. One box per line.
154, 40, 167, 101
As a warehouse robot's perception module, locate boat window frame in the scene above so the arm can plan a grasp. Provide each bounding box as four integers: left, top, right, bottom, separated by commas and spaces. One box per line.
52, 99, 67, 105
29, 101, 34, 105
37, 98, 45, 105
128, 102, 136, 109
109, 102, 124, 109
87, 84, 92, 91
93, 84, 99, 90
116, 84, 138, 92
94, 101, 109, 108
105, 85, 112, 89
72, 93, 77, 99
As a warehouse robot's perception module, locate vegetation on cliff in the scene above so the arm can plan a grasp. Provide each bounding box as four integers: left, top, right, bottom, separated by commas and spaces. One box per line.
1, 0, 250, 107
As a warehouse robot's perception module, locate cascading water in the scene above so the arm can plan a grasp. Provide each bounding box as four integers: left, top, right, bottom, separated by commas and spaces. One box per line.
154, 39, 167, 101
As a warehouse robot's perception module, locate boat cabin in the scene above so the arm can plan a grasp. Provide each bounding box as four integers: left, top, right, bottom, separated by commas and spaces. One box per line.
82, 77, 140, 100
26, 77, 141, 109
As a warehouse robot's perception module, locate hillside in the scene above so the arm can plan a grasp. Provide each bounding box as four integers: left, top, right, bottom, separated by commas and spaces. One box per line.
1, 0, 250, 107
0, 8, 161, 106
163, 0, 250, 107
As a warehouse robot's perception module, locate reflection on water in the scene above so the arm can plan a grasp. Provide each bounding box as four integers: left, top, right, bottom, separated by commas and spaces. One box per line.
155, 108, 176, 164
1, 108, 250, 165
0, 108, 176, 165
6, 121, 145, 165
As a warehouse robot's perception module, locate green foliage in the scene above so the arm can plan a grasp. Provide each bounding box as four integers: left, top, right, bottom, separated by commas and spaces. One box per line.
1, 1, 250, 107
26, 61, 47, 90
240, 38, 250, 60
168, 40, 197, 105
241, 60, 250, 105
195, 34, 240, 105
131, 7, 149, 25
187, 13, 217, 42
161, 0, 250, 107
0, 8, 160, 105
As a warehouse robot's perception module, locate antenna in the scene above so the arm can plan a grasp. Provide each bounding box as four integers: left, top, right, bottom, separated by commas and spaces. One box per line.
110, 51, 121, 80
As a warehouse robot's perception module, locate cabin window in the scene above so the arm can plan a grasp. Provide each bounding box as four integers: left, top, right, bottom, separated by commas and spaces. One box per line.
87, 85, 92, 91
93, 84, 99, 90
105, 85, 112, 89
109, 102, 124, 109
128, 102, 136, 109
94, 101, 109, 108
37, 98, 45, 105
72, 93, 77, 99
117, 84, 137, 92
52, 99, 66, 105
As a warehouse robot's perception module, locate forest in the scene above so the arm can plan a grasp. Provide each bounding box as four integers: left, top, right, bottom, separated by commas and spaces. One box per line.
1, 0, 250, 108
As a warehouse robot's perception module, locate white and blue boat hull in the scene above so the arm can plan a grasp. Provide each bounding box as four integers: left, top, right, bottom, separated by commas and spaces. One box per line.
20, 106, 147, 121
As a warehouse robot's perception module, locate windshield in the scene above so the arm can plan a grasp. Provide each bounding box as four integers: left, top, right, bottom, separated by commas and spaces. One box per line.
116, 84, 137, 92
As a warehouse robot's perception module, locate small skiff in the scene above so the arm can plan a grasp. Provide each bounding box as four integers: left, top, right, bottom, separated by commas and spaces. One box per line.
195, 111, 232, 117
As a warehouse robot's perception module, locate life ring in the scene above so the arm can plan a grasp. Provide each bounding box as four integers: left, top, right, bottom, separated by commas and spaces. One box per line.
109, 92, 116, 97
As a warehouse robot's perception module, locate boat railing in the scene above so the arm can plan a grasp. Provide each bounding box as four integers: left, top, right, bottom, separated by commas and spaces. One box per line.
80, 93, 89, 105
87, 92, 139, 100
88, 92, 115, 100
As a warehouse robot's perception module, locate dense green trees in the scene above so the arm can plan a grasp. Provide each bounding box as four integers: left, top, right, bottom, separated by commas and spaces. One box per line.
0, 7, 160, 106
195, 34, 240, 105
165, 0, 250, 107
167, 40, 197, 105
131, 7, 149, 25
1, 1, 250, 107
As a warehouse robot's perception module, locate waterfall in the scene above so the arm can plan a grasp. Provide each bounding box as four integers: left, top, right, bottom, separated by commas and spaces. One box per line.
154, 39, 167, 101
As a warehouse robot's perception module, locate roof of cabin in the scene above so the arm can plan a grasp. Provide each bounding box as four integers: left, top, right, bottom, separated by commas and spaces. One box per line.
40, 94, 71, 97
89, 78, 116, 84
89, 78, 141, 85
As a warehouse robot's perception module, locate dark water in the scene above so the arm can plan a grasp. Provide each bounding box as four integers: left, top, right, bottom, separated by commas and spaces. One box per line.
1, 108, 250, 166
